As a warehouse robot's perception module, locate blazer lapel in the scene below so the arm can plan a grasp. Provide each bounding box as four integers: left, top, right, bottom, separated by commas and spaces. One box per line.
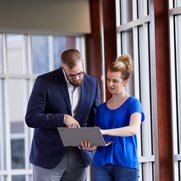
75, 77, 87, 118
56, 68, 72, 114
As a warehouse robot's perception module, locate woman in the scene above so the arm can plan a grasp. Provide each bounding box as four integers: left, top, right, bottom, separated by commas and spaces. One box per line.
81, 54, 144, 181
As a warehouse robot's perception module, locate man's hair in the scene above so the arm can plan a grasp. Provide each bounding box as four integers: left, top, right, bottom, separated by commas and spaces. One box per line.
61, 49, 82, 69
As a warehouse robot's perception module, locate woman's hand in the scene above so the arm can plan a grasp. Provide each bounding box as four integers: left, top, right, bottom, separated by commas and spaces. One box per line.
79, 140, 97, 151
100, 129, 106, 135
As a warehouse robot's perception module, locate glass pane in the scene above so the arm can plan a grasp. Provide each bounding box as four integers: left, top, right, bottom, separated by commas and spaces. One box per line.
0, 80, 2, 169
53, 37, 76, 69
120, 0, 132, 24
0, 176, 8, 181
175, 15, 181, 154
120, 30, 134, 95
7, 35, 26, 74
138, 0, 149, 18
121, 30, 133, 55
11, 139, 25, 169
11, 122, 24, 134
0, 79, 6, 170
7, 79, 26, 129
175, 0, 181, 8
0, 34, 3, 73
31, 36, 49, 74
12, 175, 25, 181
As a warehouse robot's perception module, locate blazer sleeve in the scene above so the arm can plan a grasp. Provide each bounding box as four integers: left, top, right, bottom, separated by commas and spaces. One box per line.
25, 76, 64, 129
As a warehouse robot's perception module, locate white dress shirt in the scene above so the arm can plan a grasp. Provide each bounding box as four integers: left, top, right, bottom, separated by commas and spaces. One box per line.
63, 69, 81, 117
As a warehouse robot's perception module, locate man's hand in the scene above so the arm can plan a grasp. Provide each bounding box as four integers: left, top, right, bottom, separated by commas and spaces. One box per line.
64, 114, 80, 128
79, 140, 97, 151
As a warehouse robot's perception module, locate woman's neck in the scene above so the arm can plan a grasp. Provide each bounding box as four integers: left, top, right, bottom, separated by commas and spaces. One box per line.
107, 92, 129, 109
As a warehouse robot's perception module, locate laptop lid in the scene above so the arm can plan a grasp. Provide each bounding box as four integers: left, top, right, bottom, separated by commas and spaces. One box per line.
57, 127, 111, 147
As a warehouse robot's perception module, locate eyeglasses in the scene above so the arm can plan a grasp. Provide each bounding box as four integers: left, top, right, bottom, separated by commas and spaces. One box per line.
67, 71, 84, 79
62, 68, 84, 79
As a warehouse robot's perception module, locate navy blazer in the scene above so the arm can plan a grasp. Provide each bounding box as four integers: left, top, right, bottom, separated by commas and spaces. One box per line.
25, 68, 100, 168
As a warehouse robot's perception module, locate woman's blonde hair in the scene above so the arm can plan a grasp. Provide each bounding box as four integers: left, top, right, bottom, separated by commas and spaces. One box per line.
108, 54, 133, 80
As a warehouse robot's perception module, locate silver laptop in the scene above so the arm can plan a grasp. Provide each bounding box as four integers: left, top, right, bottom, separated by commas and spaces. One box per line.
57, 127, 112, 147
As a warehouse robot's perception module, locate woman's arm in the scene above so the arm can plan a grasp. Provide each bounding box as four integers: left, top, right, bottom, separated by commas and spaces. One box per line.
101, 112, 141, 136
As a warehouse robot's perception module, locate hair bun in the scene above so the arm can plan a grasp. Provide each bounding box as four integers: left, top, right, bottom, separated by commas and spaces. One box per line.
116, 54, 132, 72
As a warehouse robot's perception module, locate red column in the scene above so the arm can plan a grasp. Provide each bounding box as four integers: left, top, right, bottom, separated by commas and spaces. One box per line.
85, 0, 103, 101
85, 0, 117, 102
150, 0, 174, 180
102, 0, 117, 100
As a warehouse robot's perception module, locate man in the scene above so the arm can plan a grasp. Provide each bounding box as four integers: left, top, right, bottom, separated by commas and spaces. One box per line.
25, 49, 100, 181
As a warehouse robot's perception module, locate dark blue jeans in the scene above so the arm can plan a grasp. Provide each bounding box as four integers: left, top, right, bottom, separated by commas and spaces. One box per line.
93, 164, 139, 181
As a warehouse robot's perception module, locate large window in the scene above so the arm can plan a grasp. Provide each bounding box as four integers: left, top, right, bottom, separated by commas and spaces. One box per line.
0, 33, 85, 181
169, 1, 181, 180
116, 0, 181, 180
116, 0, 154, 180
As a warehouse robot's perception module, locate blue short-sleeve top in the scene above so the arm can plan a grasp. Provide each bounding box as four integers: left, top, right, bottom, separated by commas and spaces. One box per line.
92, 96, 145, 169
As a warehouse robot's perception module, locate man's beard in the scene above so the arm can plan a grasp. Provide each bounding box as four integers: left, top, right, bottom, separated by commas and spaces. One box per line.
69, 79, 83, 87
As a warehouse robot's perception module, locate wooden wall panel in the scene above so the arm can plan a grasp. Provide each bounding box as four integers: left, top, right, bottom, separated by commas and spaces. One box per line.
85, 0, 103, 101
102, 0, 117, 100
85, 0, 117, 102
151, 0, 174, 180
